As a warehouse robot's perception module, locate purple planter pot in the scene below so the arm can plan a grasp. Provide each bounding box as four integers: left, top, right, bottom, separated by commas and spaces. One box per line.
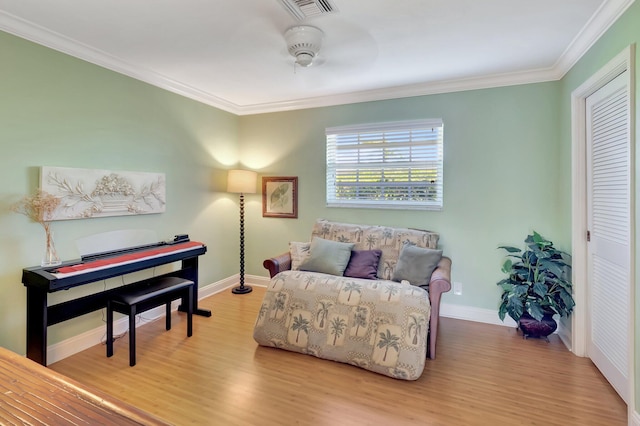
518, 312, 557, 341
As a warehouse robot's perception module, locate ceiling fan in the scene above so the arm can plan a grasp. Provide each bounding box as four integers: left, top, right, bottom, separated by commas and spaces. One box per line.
284, 25, 324, 67
276, 0, 378, 73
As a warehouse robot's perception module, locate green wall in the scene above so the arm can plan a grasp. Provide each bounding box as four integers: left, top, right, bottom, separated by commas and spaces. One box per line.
0, 31, 240, 353
240, 82, 564, 312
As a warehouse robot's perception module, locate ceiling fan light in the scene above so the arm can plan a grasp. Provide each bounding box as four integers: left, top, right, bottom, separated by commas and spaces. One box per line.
296, 52, 314, 67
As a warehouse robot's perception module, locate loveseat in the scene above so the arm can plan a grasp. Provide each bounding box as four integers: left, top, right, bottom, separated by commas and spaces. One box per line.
254, 219, 451, 380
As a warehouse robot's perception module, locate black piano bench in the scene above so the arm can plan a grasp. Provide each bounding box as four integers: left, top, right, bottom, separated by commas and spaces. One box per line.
106, 276, 195, 367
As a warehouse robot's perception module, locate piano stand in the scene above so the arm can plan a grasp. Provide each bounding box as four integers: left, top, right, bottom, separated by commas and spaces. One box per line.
22, 242, 208, 366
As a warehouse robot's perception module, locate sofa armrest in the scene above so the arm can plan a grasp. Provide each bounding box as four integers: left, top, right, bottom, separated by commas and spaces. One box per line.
263, 252, 292, 278
427, 256, 452, 359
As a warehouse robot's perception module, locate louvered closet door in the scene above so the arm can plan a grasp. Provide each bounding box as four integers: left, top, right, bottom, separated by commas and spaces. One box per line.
586, 70, 630, 403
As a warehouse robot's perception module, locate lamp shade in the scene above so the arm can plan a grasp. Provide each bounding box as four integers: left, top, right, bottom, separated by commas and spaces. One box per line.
227, 169, 257, 194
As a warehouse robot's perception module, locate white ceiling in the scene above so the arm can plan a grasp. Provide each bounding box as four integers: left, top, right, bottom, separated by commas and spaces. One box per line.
0, 0, 634, 115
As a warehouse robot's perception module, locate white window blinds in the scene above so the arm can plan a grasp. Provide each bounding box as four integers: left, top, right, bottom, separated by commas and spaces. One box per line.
326, 119, 444, 210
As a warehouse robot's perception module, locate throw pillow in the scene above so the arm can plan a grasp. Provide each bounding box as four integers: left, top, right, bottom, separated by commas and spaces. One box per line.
344, 250, 382, 280
289, 241, 311, 270
391, 242, 443, 286
299, 237, 355, 276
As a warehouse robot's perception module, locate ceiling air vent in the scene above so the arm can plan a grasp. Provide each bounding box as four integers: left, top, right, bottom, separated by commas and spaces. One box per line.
278, 0, 337, 21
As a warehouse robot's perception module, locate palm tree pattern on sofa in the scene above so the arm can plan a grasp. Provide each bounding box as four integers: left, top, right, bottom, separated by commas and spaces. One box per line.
366, 234, 378, 249
383, 283, 401, 301
341, 282, 362, 303
351, 306, 369, 338
271, 292, 288, 320
329, 316, 347, 345
315, 300, 333, 329
291, 314, 310, 343
407, 313, 426, 346
377, 329, 401, 362
302, 274, 315, 290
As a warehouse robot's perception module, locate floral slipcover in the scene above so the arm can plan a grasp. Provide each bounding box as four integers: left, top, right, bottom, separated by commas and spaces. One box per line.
254, 270, 432, 380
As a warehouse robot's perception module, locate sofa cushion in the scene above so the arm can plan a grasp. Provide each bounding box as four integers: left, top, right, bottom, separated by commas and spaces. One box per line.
289, 241, 311, 270
344, 249, 382, 279
299, 237, 355, 276
392, 243, 443, 286
310, 219, 440, 280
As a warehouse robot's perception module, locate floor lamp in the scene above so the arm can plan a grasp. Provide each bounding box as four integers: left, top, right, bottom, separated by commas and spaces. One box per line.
227, 169, 257, 294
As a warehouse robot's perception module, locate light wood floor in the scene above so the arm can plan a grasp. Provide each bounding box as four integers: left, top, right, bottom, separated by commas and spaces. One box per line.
50, 286, 627, 426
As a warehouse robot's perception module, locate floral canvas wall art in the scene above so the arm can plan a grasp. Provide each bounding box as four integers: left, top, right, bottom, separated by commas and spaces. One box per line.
40, 166, 166, 220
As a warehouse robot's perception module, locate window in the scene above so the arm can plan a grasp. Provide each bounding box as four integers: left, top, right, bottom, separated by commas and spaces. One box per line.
326, 119, 444, 210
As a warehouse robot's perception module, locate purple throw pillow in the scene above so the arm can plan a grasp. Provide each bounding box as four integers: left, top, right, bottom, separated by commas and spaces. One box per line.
344, 250, 382, 279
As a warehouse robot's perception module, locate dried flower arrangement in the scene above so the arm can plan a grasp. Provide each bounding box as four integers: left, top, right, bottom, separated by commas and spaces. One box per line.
11, 189, 62, 266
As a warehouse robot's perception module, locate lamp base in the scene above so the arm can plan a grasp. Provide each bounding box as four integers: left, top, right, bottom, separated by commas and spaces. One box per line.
232, 285, 253, 295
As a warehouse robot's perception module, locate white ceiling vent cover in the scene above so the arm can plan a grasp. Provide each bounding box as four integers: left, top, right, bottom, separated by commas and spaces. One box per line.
285, 25, 324, 67
278, 0, 337, 21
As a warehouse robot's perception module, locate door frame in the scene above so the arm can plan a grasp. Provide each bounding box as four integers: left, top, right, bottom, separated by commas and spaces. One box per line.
570, 44, 635, 410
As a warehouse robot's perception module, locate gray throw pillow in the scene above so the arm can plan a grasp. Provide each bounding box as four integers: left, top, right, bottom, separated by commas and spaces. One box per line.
299, 237, 355, 276
391, 243, 443, 286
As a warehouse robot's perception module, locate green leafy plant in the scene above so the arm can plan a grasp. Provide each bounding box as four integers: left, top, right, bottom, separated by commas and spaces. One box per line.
497, 231, 575, 323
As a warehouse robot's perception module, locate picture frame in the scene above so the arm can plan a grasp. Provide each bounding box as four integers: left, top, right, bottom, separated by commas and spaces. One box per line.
262, 176, 298, 218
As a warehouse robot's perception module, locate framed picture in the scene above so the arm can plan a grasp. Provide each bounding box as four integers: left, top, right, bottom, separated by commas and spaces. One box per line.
262, 176, 298, 218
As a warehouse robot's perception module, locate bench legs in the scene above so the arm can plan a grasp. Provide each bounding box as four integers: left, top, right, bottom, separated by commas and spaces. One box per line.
185, 286, 193, 338
107, 300, 114, 358
128, 304, 137, 367
106, 284, 193, 367
166, 302, 171, 331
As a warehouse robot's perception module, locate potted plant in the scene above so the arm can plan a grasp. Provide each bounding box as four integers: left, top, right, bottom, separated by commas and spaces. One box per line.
497, 231, 575, 339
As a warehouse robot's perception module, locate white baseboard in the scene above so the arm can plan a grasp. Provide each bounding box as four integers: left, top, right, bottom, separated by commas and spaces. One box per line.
198, 274, 246, 298
440, 302, 518, 328
631, 410, 640, 426
557, 323, 572, 352
245, 274, 270, 288
440, 302, 571, 345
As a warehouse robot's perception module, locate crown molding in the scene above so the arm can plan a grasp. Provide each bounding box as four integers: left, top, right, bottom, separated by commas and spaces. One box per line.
552, 0, 636, 79
0, 10, 238, 114
0, 0, 634, 116
234, 67, 560, 115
